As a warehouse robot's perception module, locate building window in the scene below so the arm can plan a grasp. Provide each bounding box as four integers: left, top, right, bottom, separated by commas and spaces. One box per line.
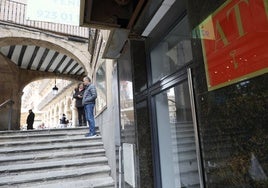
95, 61, 107, 114
150, 15, 193, 83
154, 80, 201, 188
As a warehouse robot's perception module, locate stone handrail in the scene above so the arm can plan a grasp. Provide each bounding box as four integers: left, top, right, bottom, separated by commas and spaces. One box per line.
0, 99, 14, 109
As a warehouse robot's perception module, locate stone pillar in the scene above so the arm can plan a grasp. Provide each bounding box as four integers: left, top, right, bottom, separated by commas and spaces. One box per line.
72, 103, 78, 127
0, 56, 21, 130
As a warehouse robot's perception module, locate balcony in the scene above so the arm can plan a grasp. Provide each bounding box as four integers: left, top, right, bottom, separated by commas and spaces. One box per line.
0, 0, 89, 38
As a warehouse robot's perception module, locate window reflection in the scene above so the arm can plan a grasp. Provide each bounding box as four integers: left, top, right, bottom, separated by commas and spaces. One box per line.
155, 81, 200, 188
150, 16, 193, 83
95, 61, 107, 114
120, 81, 134, 129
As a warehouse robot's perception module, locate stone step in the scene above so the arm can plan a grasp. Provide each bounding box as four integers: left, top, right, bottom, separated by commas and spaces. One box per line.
0, 165, 111, 186
0, 128, 114, 187
0, 127, 90, 136
0, 140, 104, 154
10, 176, 115, 188
0, 135, 102, 145
0, 156, 108, 173
0, 135, 102, 146
0, 148, 106, 164
0, 129, 99, 141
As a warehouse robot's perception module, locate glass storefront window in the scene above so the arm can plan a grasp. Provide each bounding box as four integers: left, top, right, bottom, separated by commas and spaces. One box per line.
118, 44, 135, 143
95, 61, 107, 114
118, 42, 137, 187
189, 0, 268, 186
154, 81, 201, 188
120, 80, 134, 130
150, 16, 193, 83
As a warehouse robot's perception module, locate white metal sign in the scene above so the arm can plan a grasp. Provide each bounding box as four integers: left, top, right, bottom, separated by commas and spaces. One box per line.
26, 0, 81, 26
123, 143, 136, 187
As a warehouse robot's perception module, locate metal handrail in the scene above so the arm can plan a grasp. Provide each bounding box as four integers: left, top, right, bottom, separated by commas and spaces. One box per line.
0, 99, 14, 108
0, 99, 14, 130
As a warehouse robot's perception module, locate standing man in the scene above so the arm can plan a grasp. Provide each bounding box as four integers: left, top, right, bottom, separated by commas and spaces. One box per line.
82, 76, 97, 137
26, 109, 35, 130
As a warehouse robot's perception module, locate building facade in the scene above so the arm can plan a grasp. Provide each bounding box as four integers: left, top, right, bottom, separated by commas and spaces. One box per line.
109, 0, 268, 187
0, 0, 267, 187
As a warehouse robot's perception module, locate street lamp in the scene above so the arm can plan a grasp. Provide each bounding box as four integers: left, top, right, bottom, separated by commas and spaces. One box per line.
52, 78, 58, 95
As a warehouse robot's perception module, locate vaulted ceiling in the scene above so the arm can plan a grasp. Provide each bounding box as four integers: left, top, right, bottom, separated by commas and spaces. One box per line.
0, 44, 86, 76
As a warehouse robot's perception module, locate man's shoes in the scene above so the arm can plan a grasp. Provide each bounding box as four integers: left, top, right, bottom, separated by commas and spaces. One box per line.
85, 133, 97, 137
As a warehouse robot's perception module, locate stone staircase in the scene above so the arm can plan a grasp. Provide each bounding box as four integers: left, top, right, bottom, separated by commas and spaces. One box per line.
0, 127, 114, 188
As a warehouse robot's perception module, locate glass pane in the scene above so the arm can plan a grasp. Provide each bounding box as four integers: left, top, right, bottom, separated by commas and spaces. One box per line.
155, 81, 200, 188
118, 43, 135, 144
95, 61, 107, 114
150, 16, 193, 83
118, 42, 137, 187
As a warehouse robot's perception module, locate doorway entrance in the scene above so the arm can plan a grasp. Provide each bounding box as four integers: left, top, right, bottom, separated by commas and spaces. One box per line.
154, 70, 203, 188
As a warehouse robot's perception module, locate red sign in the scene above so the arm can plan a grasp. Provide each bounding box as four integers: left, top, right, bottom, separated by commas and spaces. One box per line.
198, 0, 268, 90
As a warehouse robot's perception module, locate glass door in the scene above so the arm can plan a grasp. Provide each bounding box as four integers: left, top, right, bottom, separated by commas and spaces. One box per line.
154, 69, 203, 188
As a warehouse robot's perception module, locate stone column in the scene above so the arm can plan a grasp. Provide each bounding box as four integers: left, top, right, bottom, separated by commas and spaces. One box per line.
72, 102, 78, 127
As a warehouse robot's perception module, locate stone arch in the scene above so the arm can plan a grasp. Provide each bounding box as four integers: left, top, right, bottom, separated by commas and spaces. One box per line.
0, 25, 91, 74
0, 25, 91, 130
0, 37, 89, 75
19, 72, 80, 95
20, 77, 78, 129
